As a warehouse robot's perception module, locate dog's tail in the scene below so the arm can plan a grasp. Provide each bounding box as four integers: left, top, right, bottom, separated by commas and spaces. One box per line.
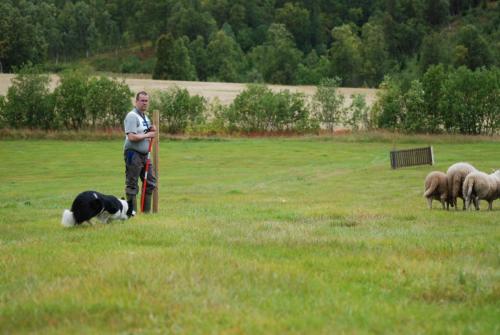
61, 209, 76, 227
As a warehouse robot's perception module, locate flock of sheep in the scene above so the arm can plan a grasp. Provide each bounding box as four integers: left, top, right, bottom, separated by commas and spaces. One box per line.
424, 162, 500, 211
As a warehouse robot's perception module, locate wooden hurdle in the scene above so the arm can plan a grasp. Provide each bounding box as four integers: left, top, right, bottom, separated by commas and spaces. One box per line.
390, 146, 434, 169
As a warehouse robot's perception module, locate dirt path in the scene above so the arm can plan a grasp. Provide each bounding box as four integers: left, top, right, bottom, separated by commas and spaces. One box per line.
0, 74, 378, 106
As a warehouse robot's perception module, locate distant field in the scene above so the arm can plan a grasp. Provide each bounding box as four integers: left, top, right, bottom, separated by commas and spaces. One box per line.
0, 73, 378, 106
0, 137, 499, 334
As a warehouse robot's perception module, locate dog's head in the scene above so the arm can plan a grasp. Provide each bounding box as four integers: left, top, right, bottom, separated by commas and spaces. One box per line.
122, 198, 136, 218
111, 199, 133, 220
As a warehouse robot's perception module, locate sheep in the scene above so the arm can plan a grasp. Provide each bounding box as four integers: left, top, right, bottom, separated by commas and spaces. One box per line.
423, 171, 449, 209
463, 170, 500, 211
446, 162, 478, 210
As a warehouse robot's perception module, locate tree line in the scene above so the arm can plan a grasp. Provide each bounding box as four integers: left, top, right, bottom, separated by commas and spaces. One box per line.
0, 65, 498, 135
1, 0, 498, 87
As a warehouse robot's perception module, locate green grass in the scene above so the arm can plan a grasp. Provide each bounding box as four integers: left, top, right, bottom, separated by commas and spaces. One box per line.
0, 138, 499, 334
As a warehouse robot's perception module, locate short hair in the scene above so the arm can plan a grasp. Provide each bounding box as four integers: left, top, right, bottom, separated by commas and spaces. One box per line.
136, 91, 148, 101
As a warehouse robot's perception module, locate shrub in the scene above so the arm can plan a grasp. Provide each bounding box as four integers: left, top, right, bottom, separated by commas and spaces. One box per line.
224, 84, 314, 133
440, 66, 499, 134
311, 78, 346, 132
345, 94, 370, 130
0, 95, 5, 128
85, 76, 133, 127
2, 64, 55, 129
150, 87, 206, 134
372, 77, 403, 130
54, 68, 90, 129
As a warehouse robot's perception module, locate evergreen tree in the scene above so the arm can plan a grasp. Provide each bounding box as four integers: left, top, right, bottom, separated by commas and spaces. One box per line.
328, 24, 363, 86
206, 30, 245, 82
249, 24, 303, 84
153, 34, 196, 81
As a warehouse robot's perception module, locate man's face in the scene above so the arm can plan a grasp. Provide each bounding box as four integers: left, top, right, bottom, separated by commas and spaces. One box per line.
136, 94, 149, 112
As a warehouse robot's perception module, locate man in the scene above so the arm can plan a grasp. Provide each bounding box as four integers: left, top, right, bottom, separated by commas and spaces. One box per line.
123, 91, 156, 214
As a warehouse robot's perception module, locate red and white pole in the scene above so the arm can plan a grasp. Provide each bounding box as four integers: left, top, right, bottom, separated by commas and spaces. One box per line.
140, 138, 154, 212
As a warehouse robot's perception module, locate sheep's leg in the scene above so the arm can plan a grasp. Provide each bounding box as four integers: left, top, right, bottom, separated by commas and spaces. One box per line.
440, 195, 446, 210
488, 201, 493, 211
427, 198, 432, 209
474, 197, 480, 210
464, 197, 470, 210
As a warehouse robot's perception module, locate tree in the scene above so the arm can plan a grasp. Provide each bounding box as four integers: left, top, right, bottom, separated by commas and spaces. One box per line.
361, 22, 390, 87
328, 24, 363, 86
422, 64, 447, 133
54, 69, 90, 129
206, 30, 245, 82
373, 77, 403, 130
3, 64, 54, 129
153, 34, 196, 81
85, 76, 132, 127
167, 2, 217, 41
453, 24, 494, 70
189, 36, 209, 81
312, 77, 346, 132
275, 3, 311, 52
0, 2, 47, 71
402, 79, 426, 132
423, 0, 449, 26
249, 24, 303, 84
419, 32, 449, 73
150, 86, 206, 133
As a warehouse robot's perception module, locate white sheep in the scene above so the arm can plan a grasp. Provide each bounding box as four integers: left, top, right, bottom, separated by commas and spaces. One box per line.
446, 162, 478, 210
423, 171, 448, 209
463, 170, 500, 211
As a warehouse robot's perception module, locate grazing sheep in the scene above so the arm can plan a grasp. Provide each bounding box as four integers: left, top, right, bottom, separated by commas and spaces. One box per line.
463, 170, 500, 210
423, 171, 449, 209
446, 162, 478, 210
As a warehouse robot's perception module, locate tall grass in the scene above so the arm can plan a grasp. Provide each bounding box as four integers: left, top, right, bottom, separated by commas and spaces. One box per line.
0, 138, 499, 334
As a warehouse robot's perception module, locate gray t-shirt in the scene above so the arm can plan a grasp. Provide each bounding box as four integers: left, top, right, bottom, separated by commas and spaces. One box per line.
123, 108, 152, 154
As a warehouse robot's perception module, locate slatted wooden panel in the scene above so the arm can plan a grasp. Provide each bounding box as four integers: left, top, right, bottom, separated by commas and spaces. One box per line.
390, 146, 434, 169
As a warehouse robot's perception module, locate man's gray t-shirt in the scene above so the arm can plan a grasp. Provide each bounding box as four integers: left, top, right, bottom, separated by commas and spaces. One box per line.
123, 108, 152, 154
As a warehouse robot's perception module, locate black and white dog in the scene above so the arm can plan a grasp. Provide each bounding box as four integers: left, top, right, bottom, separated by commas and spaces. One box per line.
61, 191, 134, 227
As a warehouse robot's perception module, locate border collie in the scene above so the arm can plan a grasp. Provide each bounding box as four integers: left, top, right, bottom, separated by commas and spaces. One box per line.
61, 191, 134, 227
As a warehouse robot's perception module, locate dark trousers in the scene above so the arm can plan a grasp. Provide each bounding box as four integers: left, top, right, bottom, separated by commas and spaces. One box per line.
124, 149, 156, 196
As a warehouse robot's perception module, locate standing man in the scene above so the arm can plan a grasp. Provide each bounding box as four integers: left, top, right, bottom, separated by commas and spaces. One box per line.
124, 91, 156, 214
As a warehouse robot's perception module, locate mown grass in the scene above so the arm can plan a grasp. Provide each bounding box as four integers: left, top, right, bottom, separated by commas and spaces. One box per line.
0, 138, 499, 334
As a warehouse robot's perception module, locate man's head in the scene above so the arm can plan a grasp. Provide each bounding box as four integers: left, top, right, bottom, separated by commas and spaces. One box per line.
135, 91, 149, 112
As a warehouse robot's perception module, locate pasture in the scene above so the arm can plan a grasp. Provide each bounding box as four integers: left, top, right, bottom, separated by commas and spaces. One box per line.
0, 137, 499, 334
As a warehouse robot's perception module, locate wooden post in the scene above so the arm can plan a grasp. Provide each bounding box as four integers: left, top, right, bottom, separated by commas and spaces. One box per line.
153, 110, 159, 213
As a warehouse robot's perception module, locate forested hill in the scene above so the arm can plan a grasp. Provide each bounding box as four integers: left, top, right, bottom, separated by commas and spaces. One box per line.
1, 0, 498, 87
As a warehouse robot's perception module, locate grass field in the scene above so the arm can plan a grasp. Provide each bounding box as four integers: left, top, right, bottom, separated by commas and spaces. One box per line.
0, 137, 499, 334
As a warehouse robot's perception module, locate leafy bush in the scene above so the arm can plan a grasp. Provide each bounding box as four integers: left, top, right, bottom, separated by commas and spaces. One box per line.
0, 95, 5, 128
374, 66, 500, 135
1, 64, 55, 129
311, 78, 346, 131
150, 87, 206, 134
54, 69, 90, 129
345, 94, 370, 130
224, 84, 314, 133
440, 66, 499, 134
84, 76, 133, 127
372, 77, 403, 130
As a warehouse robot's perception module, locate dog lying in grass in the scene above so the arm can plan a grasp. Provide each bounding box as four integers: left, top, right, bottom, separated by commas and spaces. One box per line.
61, 191, 134, 227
